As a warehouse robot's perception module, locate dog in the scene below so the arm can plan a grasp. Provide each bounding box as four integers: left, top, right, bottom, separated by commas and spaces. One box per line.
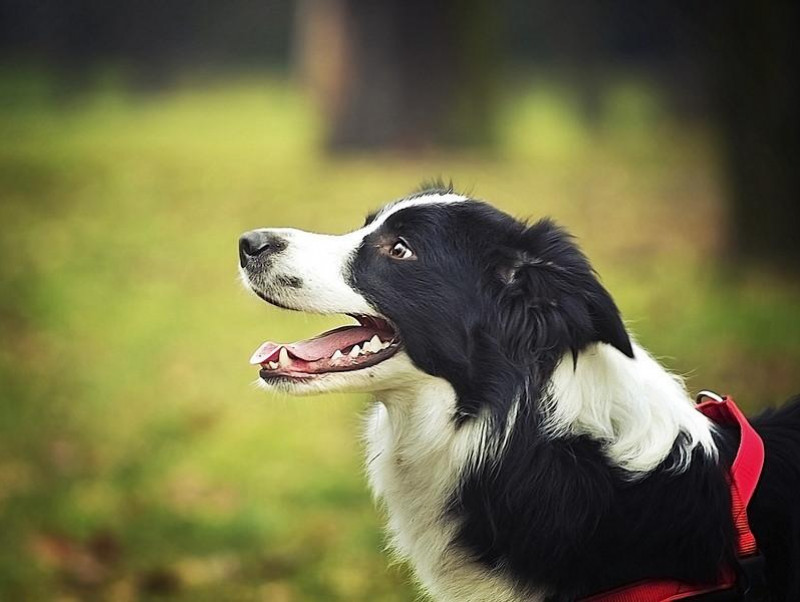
238, 184, 800, 602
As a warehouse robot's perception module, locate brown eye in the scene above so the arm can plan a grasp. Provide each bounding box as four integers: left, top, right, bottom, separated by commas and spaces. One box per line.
389, 238, 414, 260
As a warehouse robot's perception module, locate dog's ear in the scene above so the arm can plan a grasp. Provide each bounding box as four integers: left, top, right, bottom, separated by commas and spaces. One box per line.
497, 219, 634, 359
585, 279, 634, 358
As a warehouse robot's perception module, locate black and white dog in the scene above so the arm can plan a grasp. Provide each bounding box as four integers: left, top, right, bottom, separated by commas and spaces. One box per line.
238, 185, 800, 602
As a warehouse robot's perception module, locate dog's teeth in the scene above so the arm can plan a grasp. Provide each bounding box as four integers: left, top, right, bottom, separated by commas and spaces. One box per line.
349, 345, 361, 358
332, 349, 343, 360
380, 340, 391, 349
268, 361, 278, 370
365, 335, 382, 353
278, 347, 291, 368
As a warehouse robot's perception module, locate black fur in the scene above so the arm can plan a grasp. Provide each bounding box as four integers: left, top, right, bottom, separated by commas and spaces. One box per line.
749, 397, 800, 601
348, 193, 800, 600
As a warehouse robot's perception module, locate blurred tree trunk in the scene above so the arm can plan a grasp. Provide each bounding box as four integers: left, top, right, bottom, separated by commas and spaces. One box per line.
294, 0, 499, 151
709, 1, 800, 270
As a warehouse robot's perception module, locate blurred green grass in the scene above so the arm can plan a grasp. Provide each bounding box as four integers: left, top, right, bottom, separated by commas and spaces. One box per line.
1, 68, 798, 601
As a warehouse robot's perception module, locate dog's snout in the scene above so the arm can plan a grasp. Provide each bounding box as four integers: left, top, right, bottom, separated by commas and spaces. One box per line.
238, 230, 285, 267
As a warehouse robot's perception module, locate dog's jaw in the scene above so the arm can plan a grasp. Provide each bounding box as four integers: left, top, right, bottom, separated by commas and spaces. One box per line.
253, 350, 426, 395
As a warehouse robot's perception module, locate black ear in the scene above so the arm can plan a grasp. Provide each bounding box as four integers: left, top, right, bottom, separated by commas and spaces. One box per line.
500, 218, 634, 359
586, 280, 634, 358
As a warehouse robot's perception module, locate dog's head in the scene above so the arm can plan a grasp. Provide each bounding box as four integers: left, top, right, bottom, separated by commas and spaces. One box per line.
239, 186, 632, 415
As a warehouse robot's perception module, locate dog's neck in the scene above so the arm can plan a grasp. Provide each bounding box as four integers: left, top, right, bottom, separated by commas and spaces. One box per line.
367, 375, 476, 503
366, 377, 534, 602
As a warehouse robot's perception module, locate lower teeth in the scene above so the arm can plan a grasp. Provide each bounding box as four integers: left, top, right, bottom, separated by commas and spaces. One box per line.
264, 340, 394, 371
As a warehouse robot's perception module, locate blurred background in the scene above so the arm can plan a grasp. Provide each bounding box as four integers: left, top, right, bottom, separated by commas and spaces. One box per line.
0, 1, 798, 600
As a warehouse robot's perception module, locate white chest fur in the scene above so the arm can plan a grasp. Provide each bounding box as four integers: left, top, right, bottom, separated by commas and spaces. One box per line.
364, 377, 542, 602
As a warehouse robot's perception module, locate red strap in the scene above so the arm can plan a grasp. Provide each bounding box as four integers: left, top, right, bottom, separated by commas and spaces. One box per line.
695, 395, 764, 557
580, 569, 737, 602
580, 395, 764, 602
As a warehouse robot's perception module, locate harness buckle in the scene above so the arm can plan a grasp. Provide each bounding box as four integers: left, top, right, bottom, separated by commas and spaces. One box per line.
696, 389, 725, 404
737, 553, 768, 601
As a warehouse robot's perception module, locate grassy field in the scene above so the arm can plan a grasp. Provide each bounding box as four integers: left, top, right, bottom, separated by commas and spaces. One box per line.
1, 69, 798, 601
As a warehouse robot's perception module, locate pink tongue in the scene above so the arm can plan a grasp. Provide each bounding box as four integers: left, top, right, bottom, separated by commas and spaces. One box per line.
249, 325, 380, 364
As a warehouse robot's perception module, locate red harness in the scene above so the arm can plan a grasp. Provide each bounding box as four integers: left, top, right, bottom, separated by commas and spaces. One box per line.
581, 393, 766, 602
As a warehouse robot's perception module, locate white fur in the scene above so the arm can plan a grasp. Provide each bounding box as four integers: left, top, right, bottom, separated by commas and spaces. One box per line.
543, 341, 717, 474
368, 193, 468, 229
245, 226, 375, 315
366, 375, 544, 602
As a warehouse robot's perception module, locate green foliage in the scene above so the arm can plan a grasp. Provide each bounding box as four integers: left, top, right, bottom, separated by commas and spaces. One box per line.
1, 69, 798, 601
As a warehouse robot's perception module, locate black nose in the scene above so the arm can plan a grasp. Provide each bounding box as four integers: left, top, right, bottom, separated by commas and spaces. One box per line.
238, 230, 284, 267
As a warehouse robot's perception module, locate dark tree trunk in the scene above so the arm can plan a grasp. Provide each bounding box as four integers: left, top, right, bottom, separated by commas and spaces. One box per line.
709, 1, 800, 270
294, 0, 499, 151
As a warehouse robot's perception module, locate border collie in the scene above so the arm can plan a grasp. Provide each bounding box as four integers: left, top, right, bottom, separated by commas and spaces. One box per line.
238, 185, 800, 602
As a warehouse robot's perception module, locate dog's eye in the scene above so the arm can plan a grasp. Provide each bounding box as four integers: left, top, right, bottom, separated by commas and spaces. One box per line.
389, 239, 414, 260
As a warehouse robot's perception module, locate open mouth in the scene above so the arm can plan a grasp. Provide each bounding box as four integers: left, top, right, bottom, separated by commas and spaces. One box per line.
249, 314, 401, 380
